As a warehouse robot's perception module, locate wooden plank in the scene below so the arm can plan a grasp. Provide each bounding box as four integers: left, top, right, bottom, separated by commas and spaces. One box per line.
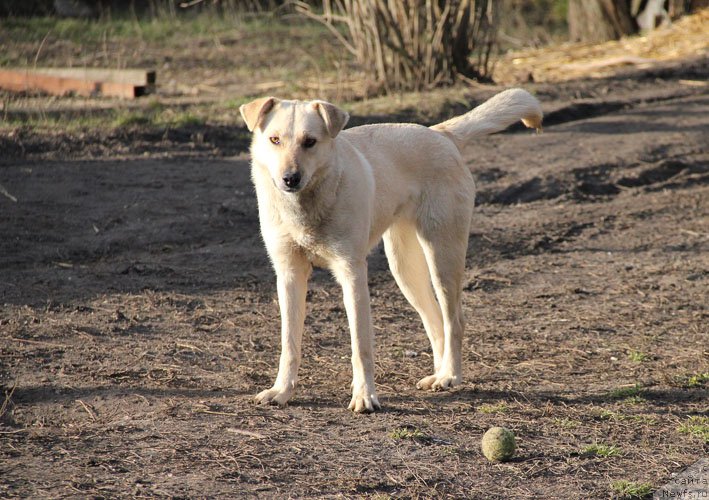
32, 68, 156, 86
0, 68, 155, 98
98, 81, 147, 99
0, 69, 99, 97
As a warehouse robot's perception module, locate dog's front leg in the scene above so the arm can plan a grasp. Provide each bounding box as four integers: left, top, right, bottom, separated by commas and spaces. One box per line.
332, 260, 381, 413
255, 250, 311, 407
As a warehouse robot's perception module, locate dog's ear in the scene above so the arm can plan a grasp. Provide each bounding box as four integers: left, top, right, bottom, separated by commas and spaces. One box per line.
312, 101, 349, 138
240, 97, 278, 132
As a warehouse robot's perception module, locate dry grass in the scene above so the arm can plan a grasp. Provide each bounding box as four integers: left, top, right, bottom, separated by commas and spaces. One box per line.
494, 8, 709, 83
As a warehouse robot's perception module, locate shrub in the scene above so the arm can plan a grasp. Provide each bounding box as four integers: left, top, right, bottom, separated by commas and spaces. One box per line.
295, 0, 498, 93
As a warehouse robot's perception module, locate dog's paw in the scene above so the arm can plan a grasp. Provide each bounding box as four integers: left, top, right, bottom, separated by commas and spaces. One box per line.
348, 388, 381, 413
416, 373, 461, 391
254, 386, 293, 407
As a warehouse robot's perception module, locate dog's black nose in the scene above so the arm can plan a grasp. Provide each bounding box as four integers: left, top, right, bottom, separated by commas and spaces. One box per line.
283, 172, 301, 189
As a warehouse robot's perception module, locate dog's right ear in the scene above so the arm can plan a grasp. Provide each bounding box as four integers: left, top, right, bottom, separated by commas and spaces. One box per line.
239, 97, 278, 132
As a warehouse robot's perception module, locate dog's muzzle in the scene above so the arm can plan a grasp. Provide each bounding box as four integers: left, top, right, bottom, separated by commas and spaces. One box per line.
282, 171, 302, 191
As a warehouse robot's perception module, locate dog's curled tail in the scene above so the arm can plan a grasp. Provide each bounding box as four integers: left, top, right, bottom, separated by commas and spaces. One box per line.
430, 88, 543, 151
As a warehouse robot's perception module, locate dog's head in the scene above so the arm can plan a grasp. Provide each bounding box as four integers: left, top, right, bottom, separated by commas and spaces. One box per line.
240, 97, 349, 193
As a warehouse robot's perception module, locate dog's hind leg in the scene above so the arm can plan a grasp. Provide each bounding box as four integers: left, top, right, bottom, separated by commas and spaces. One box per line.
383, 220, 445, 373
415, 204, 472, 391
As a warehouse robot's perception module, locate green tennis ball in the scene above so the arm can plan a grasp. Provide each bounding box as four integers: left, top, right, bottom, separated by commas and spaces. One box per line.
481, 427, 516, 462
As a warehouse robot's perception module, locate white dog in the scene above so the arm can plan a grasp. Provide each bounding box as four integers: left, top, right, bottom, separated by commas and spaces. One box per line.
240, 89, 542, 412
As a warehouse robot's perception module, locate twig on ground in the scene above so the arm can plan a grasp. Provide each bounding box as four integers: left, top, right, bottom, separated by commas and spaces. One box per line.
1, 382, 17, 419
226, 428, 267, 439
0, 183, 17, 203
11, 337, 68, 349
76, 399, 97, 421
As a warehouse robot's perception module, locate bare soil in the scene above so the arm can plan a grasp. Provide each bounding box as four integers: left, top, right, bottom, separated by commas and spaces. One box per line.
1, 62, 708, 498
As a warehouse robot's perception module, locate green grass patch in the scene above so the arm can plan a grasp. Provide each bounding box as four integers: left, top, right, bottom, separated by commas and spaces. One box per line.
627, 350, 648, 363
170, 112, 204, 128
608, 385, 642, 399
389, 427, 426, 440
686, 372, 709, 388
599, 409, 619, 420
610, 480, 653, 499
0, 103, 214, 134
477, 403, 509, 414
598, 410, 657, 425
1, 13, 330, 53
0, 110, 113, 132
582, 442, 622, 458
113, 110, 154, 128
1, 13, 245, 46
553, 417, 581, 429
677, 416, 709, 443
607, 384, 646, 404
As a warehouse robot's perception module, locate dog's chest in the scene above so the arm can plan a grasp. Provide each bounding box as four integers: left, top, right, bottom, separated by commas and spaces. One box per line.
288, 223, 339, 266
270, 188, 343, 266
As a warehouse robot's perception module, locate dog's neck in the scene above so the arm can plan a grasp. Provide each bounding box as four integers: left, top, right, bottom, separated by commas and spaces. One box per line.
285, 160, 343, 230
255, 156, 343, 233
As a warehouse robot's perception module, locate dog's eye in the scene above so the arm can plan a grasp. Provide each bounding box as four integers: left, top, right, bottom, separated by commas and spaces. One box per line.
269, 136, 280, 145
303, 137, 317, 149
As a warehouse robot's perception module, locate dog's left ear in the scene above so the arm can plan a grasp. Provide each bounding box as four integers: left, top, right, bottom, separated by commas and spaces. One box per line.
240, 97, 278, 132
312, 101, 349, 138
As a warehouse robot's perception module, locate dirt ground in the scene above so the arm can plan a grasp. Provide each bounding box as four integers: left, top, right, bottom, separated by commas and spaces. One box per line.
1, 60, 708, 498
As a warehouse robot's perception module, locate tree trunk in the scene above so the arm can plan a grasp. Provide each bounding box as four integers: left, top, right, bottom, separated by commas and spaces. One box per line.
568, 0, 637, 42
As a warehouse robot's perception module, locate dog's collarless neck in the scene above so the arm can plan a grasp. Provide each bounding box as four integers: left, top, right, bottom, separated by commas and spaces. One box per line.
281, 160, 343, 231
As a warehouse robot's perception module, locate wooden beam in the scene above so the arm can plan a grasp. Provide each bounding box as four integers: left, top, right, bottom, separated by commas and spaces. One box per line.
0, 68, 156, 99
31, 68, 156, 86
